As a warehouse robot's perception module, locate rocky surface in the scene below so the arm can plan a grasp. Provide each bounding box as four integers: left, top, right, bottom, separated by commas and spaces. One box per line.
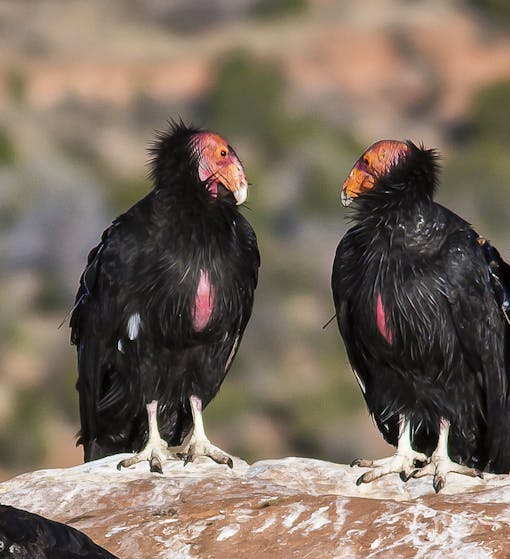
1, 455, 510, 558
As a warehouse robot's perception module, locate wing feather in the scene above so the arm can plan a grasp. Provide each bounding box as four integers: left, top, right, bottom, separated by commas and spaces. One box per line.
443, 231, 509, 471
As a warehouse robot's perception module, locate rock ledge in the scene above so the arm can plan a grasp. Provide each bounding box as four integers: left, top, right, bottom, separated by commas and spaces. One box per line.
1, 455, 510, 558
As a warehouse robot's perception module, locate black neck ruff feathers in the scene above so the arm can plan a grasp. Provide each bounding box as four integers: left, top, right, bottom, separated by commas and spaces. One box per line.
148, 120, 202, 192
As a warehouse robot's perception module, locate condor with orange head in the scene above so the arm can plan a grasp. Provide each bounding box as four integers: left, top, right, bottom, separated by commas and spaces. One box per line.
332, 139, 510, 492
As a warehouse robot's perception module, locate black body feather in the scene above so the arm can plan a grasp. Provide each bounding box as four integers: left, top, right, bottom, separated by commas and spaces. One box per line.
0, 506, 118, 558
70, 122, 259, 460
332, 142, 510, 472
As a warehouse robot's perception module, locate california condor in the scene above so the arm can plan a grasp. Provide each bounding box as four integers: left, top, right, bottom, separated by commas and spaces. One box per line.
70, 122, 259, 472
332, 140, 510, 491
0, 505, 118, 558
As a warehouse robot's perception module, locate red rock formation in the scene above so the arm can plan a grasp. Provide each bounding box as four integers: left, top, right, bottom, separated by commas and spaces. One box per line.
2, 455, 510, 558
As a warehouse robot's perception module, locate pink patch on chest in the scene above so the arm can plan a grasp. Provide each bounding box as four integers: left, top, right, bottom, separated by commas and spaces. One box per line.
376, 292, 393, 345
192, 270, 215, 331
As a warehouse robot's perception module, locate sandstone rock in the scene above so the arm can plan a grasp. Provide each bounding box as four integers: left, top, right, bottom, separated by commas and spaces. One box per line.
1, 455, 510, 558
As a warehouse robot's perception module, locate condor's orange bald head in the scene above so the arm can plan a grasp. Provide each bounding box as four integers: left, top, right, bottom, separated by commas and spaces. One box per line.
341, 140, 409, 206
192, 132, 248, 205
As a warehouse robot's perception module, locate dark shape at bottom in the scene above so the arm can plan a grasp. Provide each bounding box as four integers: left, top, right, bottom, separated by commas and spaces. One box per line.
0, 505, 118, 559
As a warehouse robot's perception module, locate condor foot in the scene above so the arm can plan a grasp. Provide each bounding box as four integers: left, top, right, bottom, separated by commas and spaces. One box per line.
169, 435, 233, 468
411, 455, 483, 493
117, 439, 169, 474
117, 400, 171, 473
168, 394, 233, 468
117, 398, 234, 473
352, 449, 427, 486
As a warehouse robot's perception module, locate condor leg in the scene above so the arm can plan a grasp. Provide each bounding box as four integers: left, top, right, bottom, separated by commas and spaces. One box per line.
169, 395, 233, 468
411, 418, 482, 492
352, 415, 427, 485
117, 400, 169, 473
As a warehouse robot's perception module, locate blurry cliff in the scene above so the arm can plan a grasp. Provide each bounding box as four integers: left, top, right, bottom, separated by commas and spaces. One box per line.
1, 0, 510, 480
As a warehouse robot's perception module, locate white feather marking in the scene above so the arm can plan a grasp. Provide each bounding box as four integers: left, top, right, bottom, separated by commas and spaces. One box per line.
117, 340, 124, 353
127, 312, 141, 340
225, 336, 240, 372
353, 368, 366, 394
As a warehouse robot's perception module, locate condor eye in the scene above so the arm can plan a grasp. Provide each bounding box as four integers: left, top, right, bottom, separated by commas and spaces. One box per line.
220, 149, 227, 158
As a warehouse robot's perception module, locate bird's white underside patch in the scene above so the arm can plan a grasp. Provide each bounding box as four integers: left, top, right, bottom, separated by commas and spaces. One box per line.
127, 312, 141, 340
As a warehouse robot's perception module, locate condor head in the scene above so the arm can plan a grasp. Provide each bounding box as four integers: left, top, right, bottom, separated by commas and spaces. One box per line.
192, 132, 248, 205
341, 140, 409, 206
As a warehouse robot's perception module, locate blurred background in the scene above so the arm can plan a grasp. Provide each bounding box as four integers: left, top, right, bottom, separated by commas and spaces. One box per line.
1, 0, 510, 481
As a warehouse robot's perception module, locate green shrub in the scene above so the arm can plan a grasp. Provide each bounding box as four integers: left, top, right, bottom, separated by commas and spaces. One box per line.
252, 0, 308, 20
7, 69, 27, 104
0, 388, 47, 468
0, 128, 17, 166
469, 0, 510, 26
204, 52, 288, 159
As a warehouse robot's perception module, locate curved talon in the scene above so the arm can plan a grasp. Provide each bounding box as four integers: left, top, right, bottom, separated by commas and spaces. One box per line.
407, 468, 420, 480
411, 463, 433, 479
150, 456, 163, 474
400, 468, 418, 483
211, 452, 233, 467
433, 477, 445, 494
356, 473, 368, 486
117, 455, 139, 470
351, 458, 375, 468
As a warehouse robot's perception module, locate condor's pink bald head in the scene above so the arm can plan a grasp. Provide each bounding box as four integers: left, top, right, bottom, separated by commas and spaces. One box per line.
341, 140, 410, 206
192, 132, 248, 205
